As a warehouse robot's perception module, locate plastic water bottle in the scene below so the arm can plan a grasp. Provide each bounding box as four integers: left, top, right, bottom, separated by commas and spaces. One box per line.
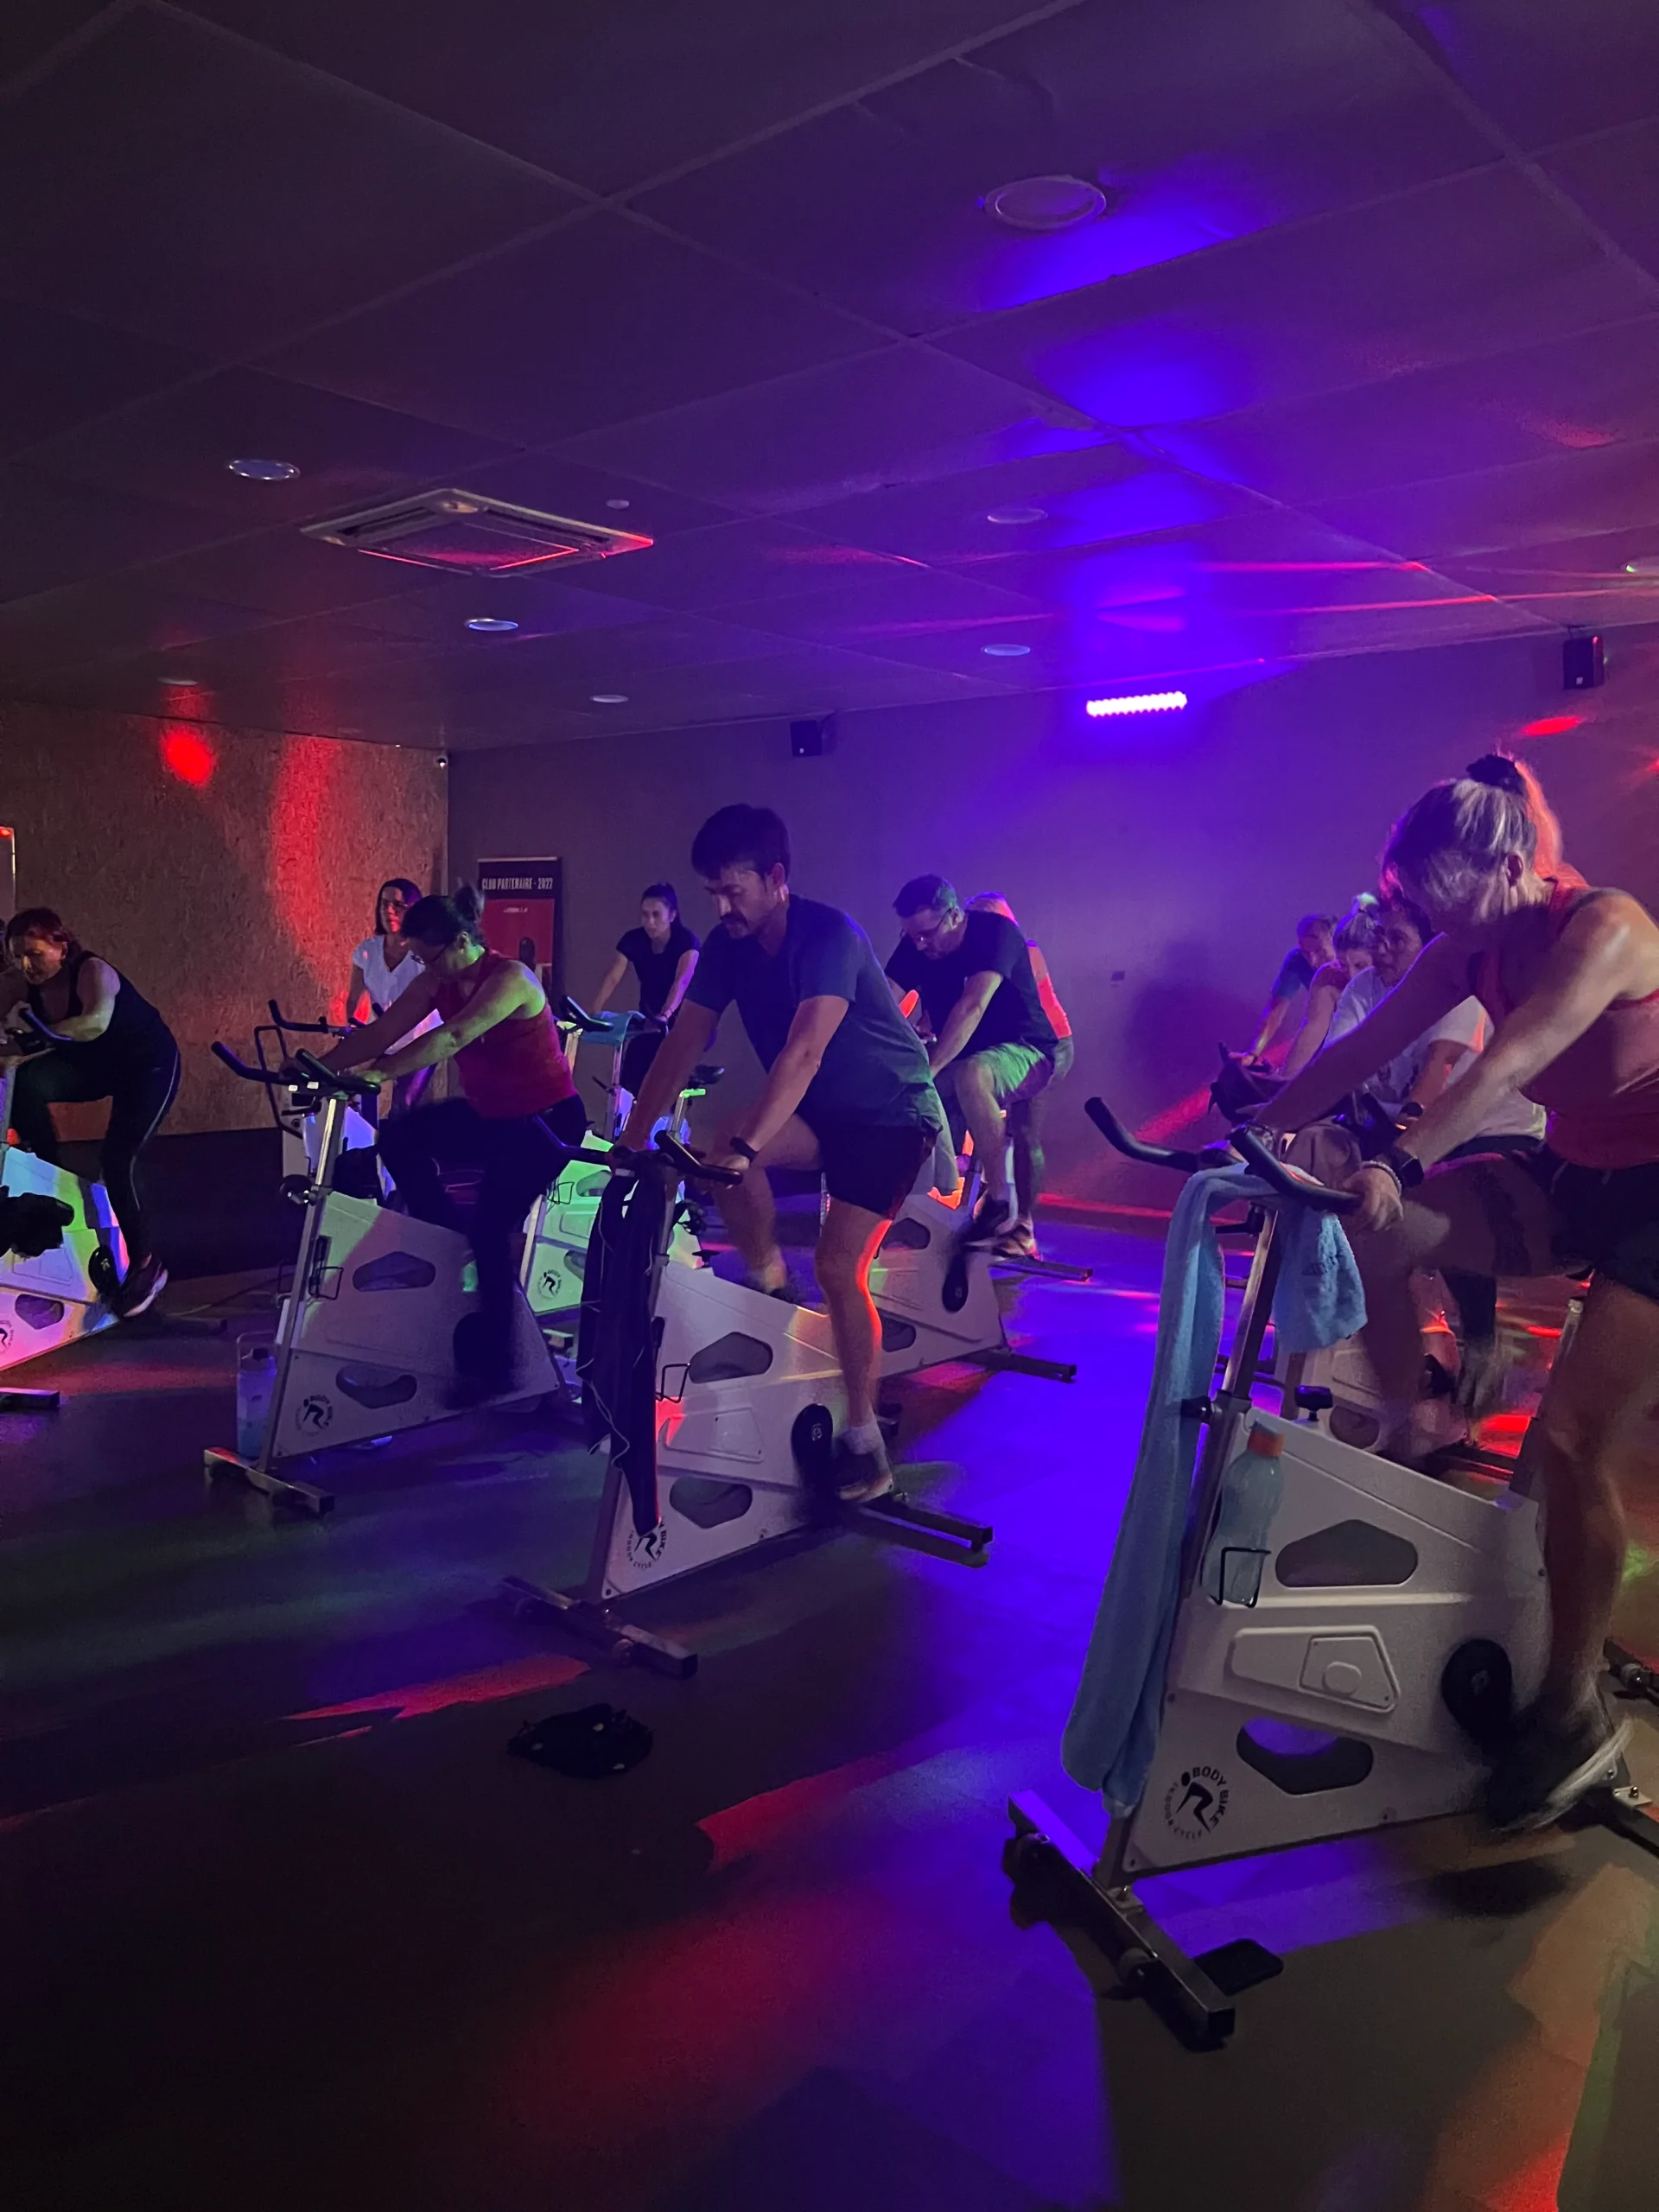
1202, 1427, 1286, 1605
236, 1336, 276, 1461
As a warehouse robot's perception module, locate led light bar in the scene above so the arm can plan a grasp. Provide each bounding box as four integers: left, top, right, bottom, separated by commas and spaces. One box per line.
1084, 690, 1188, 717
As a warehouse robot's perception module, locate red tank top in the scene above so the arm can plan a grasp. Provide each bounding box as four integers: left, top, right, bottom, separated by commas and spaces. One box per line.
1476, 880, 1659, 1169
432, 952, 575, 1120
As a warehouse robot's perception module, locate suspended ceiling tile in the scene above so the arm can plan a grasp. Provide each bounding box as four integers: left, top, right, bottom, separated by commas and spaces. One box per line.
0, 9, 577, 354
938, 164, 1651, 428
1312, 435, 1659, 560
452, 453, 735, 538
136, 528, 456, 621
0, 0, 112, 83
1143, 315, 1659, 505
0, 464, 230, 604
22, 370, 518, 523
341, 573, 664, 646
1390, 0, 1659, 151
558, 347, 1103, 515
0, 576, 271, 682
262, 213, 878, 447
179, 0, 1039, 192
786, 442, 1256, 567
709, 563, 1050, 661
0, 302, 206, 461
1540, 121, 1659, 285
545, 521, 882, 616
1438, 524, 1659, 627
637, 0, 1497, 334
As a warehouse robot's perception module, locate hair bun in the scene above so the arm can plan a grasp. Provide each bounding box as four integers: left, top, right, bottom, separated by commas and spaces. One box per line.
454, 882, 484, 925
1465, 753, 1527, 796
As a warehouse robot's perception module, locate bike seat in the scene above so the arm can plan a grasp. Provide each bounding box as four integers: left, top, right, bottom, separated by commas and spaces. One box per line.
686, 1064, 724, 1090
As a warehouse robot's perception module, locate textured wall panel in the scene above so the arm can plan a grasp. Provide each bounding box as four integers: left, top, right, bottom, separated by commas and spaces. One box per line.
1, 704, 445, 1135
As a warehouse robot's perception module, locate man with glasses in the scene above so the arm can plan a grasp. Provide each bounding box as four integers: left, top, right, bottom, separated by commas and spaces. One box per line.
885, 874, 1058, 1247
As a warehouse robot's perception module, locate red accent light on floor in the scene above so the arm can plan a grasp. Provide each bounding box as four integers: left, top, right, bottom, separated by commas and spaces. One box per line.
1521, 715, 1584, 738
159, 727, 216, 788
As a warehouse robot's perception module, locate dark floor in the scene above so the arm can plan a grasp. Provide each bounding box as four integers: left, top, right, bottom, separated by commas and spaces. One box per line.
3, 1224, 1658, 2212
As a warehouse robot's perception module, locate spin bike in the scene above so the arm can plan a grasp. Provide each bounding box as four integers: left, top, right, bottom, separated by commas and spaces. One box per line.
254, 1001, 379, 1186
505, 1134, 996, 1675
0, 1021, 126, 1405
1005, 1098, 1659, 2047
203, 1042, 556, 1515
520, 996, 723, 1329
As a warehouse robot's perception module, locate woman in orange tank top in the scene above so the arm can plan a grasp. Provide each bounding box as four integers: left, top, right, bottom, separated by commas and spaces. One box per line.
323, 886, 587, 1398
1255, 754, 1659, 1839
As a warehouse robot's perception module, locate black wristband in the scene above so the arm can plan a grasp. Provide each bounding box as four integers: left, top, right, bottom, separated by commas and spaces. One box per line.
1381, 1144, 1425, 1189
729, 1137, 759, 1163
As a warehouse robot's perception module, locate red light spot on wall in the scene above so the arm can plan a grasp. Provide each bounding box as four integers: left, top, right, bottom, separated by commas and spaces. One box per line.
159, 726, 217, 787
1521, 715, 1584, 738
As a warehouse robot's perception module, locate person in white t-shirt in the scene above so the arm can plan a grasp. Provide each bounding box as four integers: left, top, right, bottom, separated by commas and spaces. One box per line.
347, 878, 438, 1116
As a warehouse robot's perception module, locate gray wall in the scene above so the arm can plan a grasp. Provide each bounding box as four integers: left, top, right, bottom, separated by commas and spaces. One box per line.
449, 626, 1659, 1203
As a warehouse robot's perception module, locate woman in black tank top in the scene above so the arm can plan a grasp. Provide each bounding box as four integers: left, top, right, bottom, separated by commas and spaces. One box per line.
3, 908, 180, 1316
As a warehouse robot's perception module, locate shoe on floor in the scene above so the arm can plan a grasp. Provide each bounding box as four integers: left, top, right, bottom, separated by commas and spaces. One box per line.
834, 1437, 894, 1506
110, 1253, 168, 1319
993, 1218, 1040, 1262
1483, 1695, 1630, 1835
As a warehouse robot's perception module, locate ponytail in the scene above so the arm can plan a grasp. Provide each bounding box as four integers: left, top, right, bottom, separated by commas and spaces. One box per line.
404, 883, 484, 950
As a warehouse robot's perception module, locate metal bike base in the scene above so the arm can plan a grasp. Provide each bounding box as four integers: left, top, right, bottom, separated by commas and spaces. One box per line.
1005, 1792, 1238, 2048
968, 1346, 1078, 1384
855, 1488, 993, 1560
499, 1573, 697, 1679
0, 1386, 60, 1412
203, 1446, 334, 1517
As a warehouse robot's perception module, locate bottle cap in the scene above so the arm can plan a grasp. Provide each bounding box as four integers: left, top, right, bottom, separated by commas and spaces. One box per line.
1246, 1427, 1285, 1458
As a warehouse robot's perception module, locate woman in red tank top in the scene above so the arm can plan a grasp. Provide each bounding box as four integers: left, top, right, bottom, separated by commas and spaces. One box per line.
323, 887, 586, 1397
1257, 755, 1659, 1838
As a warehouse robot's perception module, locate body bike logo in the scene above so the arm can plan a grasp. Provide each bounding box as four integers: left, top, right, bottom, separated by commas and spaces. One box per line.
626, 1522, 668, 1571
0, 1321, 10, 1350
298, 1394, 334, 1434
1163, 1764, 1230, 1842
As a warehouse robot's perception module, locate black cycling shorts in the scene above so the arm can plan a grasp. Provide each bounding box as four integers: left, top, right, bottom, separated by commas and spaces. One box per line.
1523, 1148, 1659, 1306
798, 1113, 933, 1220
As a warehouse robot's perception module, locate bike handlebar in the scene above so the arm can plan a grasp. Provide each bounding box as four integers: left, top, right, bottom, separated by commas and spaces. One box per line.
212, 1040, 379, 1100
267, 999, 347, 1037
1084, 1095, 1360, 1216
19, 1006, 73, 1047
652, 1131, 741, 1186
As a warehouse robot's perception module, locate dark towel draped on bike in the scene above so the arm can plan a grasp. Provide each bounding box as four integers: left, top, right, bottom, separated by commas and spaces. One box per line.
575, 1160, 669, 1539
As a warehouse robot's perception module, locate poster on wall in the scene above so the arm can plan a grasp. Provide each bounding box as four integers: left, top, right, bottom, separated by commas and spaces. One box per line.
477, 858, 563, 1000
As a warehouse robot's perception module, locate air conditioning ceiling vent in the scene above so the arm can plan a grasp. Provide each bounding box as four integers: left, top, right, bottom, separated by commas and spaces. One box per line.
302, 490, 652, 574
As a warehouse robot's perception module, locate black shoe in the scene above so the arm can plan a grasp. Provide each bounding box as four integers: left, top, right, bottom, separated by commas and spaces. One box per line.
111, 1254, 168, 1319
957, 1196, 1013, 1249
1483, 1696, 1630, 1835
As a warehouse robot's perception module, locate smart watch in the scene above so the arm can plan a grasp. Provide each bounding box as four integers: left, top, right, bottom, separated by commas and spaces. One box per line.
730, 1138, 760, 1163
1378, 1144, 1425, 1190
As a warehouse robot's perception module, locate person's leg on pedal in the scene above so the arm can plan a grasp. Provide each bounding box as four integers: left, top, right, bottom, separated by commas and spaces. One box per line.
7, 1051, 94, 1165
98, 1046, 181, 1316
466, 1095, 588, 1395
943, 1045, 1043, 1240
715, 1112, 820, 1298
1003, 1035, 1070, 1258
376, 1099, 482, 1232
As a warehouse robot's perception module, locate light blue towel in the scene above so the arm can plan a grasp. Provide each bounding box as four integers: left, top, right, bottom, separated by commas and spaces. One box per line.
1061, 1166, 1365, 1810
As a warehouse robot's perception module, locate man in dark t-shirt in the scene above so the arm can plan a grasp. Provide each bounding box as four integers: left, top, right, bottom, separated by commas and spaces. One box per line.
1249, 911, 1336, 1061
623, 807, 944, 1506
885, 874, 1057, 1245
591, 882, 701, 1099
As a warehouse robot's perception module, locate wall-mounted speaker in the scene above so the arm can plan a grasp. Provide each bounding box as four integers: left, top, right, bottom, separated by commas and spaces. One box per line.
1563, 632, 1605, 690
790, 715, 835, 758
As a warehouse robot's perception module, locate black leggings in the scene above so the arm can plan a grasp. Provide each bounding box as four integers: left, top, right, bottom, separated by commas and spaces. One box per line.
378, 1095, 588, 1379
8, 1046, 181, 1263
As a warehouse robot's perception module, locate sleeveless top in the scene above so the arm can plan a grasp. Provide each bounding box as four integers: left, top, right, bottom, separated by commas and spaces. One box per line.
431, 950, 575, 1120
27, 950, 176, 1088
1474, 880, 1659, 1169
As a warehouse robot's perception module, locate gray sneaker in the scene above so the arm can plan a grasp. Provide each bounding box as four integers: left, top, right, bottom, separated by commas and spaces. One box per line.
1484, 1696, 1630, 1835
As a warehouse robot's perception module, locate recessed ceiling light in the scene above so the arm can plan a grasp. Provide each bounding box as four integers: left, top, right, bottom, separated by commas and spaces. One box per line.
605, 498, 632, 511
465, 616, 518, 632
1623, 556, 1659, 576
226, 456, 300, 481
982, 642, 1031, 658
986, 505, 1047, 526
590, 691, 629, 704
983, 176, 1109, 233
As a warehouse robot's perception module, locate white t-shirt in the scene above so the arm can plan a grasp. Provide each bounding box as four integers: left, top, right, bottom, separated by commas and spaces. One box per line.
1326, 969, 1543, 1138
352, 934, 437, 1036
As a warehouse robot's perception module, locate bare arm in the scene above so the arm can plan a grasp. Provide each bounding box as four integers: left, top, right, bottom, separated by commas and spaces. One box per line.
1250, 991, 1297, 1060
371, 963, 540, 1082
929, 972, 1001, 1077
38, 956, 120, 1044
322, 969, 441, 1071
1256, 938, 1470, 1136
590, 952, 628, 1014
619, 1001, 718, 1143
716, 996, 849, 1161
1386, 898, 1658, 1171
345, 961, 372, 1025
1280, 969, 1344, 1079
1406, 1038, 1468, 1115
659, 948, 698, 1023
